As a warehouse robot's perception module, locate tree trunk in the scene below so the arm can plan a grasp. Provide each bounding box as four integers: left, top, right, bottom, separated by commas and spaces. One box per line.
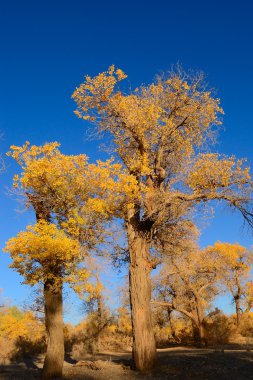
95, 296, 104, 353
191, 321, 199, 343
168, 309, 178, 342
128, 221, 156, 372
192, 321, 206, 346
195, 296, 207, 347
234, 273, 242, 329
42, 279, 64, 380
235, 296, 241, 329
198, 322, 207, 347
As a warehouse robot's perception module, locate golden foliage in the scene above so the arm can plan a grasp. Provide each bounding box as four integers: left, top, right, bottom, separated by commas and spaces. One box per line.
7, 141, 139, 223
72, 65, 252, 240
187, 154, 250, 195
206, 242, 252, 291
0, 307, 44, 342
206, 242, 253, 313
5, 141, 140, 298
73, 66, 223, 179
3, 220, 85, 287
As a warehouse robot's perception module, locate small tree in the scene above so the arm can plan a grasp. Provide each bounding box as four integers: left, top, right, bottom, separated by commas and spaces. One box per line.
72, 65, 253, 370
153, 246, 220, 346
206, 242, 253, 328
4, 221, 84, 377
81, 269, 113, 354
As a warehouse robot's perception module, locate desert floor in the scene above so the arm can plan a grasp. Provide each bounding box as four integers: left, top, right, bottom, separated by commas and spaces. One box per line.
0, 346, 253, 380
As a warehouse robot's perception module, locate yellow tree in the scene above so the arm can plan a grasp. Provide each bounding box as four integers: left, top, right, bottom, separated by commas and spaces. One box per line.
4, 142, 136, 380
81, 261, 113, 354
153, 245, 221, 346
206, 242, 253, 328
72, 65, 253, 371
245, 281, 253, 313
3, 221, 83, 371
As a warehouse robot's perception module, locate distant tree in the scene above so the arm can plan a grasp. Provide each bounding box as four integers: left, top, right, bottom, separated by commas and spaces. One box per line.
81, 268, 113, 354
115, 281, 132, 337
0, 289, 5, 309
206, 242, 253, 328
153, 245, 220, 346
23, 286, 45, 322
72, 65, 253, 370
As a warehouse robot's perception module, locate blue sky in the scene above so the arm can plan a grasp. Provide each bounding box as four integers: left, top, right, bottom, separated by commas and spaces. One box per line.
0, 0, 253, 321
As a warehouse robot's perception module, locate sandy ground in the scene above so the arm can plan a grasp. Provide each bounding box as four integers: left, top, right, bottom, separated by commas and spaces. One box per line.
0, 346, 252, 380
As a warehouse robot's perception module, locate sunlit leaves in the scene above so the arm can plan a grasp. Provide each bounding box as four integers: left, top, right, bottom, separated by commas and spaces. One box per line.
72, 66, 223, 179
5, 141, 140, 294
72, 65, 253, 240
187, 154, 251, 195
7, 141, 139, 224
3, 221, 84, 287
0, 307, 44, 343
206, 242, 252, 295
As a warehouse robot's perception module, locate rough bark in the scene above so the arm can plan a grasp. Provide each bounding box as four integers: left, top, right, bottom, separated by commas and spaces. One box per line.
42, 279, 64, 380
198, 322, 207, 347
168, 308, 179, 342
234, 272, 242, 329
195, 296, 207, 347
128, 219, 157, 372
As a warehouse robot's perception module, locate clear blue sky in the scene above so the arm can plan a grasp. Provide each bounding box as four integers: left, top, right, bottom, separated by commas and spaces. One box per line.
0, 0, 253, 320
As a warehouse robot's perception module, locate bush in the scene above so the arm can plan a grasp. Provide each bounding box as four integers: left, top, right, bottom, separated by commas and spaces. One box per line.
0, 336, 17, 365
238, 312, 253, 337
205, 312, 234, 345
0, 306, 45, 361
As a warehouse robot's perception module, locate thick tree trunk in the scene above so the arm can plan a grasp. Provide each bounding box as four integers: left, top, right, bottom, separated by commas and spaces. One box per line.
168, 309, 178, 342
128, 221, 157, 372
192, 321, 206, 346
191, 321, 199, 343
42, 280, 64, 380
195, 296, 207, 347
198, 322, 207, 347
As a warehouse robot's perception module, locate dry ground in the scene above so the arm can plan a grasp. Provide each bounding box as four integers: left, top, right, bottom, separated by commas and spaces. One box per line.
0, 346, 252, 380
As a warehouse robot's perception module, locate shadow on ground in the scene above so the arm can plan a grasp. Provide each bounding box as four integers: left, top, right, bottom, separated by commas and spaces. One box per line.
0, 347, 252, 380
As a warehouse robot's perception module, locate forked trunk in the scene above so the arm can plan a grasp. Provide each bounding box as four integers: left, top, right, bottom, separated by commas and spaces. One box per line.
42, 279, 64, 380
128, 221, 156, 372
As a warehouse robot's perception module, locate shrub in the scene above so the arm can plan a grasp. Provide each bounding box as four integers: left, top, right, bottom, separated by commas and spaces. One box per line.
205, 312, 234, 345
0, 306, 45, 361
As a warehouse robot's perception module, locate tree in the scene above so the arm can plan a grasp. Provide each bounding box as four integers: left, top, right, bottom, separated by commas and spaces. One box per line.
81, 266, 113, 354
0, 289, 5, 309
5, 142, 135, 379
72, 65, 253, 370
206, 242, 253, 328
4, 222, 83, 378
153, 245, 220, 346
